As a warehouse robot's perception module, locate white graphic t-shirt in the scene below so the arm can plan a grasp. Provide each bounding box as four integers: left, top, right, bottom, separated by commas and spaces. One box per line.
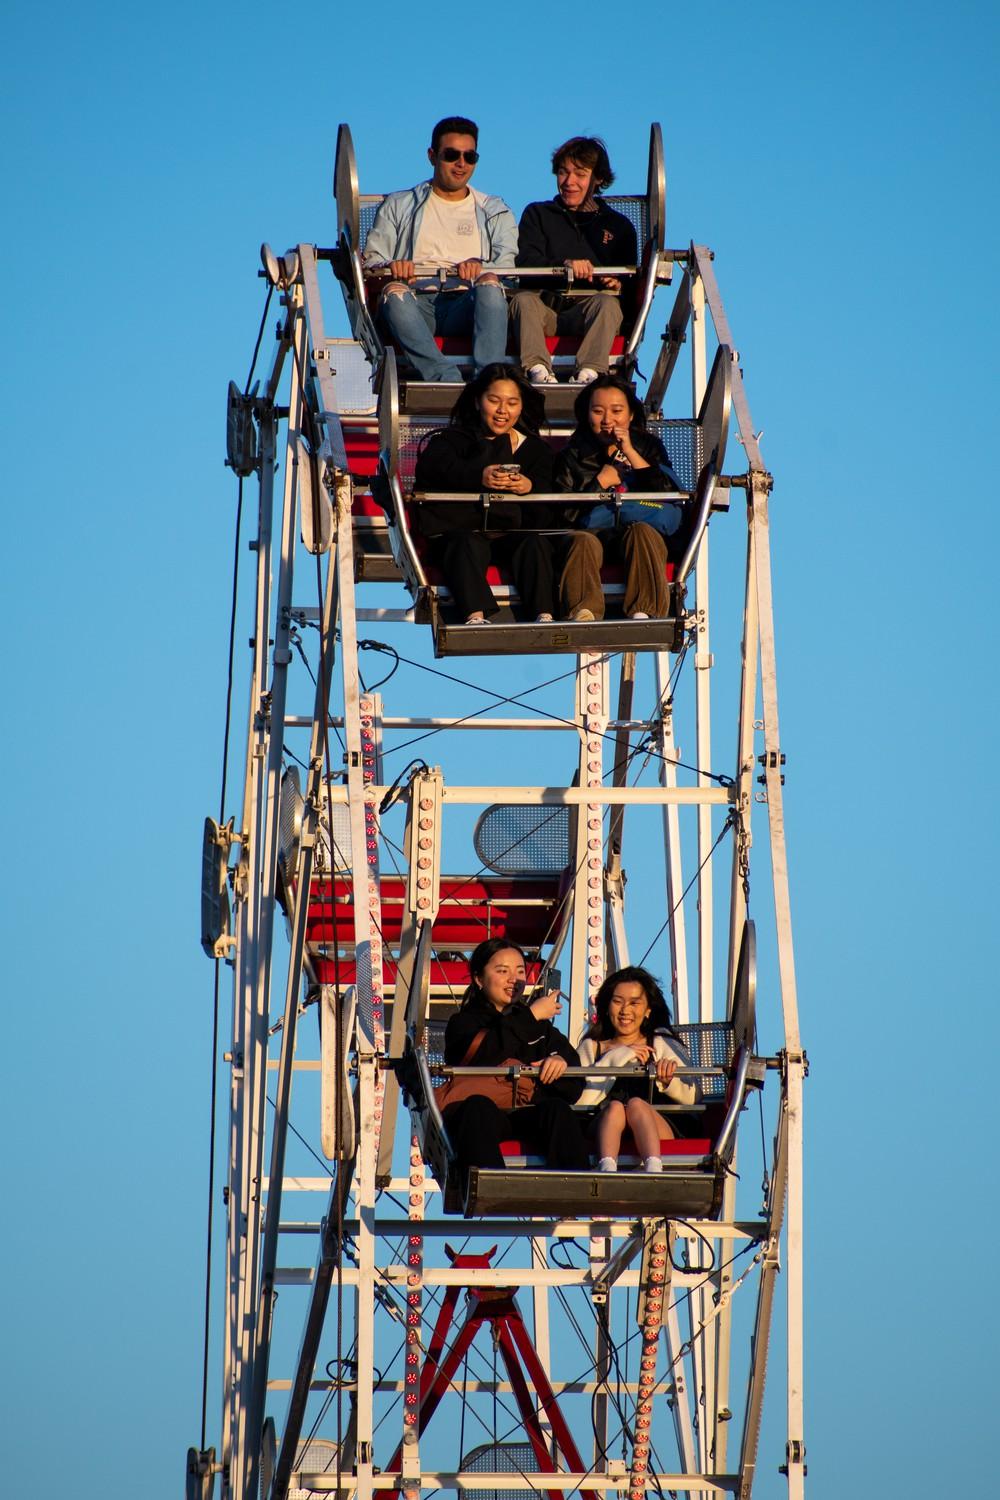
413, 190, 481, 291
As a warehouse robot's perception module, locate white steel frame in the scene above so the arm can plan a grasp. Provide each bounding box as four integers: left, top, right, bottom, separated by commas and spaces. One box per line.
196, 200, 806, 1500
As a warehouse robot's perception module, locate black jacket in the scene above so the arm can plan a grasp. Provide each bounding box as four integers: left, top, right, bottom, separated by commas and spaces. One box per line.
444, 993, 584, 1104
554, 426, 680, 503
516, 197, 639, 317
413, 426, 555, 534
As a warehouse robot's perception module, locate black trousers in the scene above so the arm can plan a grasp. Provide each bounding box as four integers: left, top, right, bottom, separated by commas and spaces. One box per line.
443, 1093, 591, 1172
434, 530, 557, 620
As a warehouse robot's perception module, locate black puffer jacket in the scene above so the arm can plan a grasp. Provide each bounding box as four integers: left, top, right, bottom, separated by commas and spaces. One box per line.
413, 426, 555, 534
444, 993, 583, 1104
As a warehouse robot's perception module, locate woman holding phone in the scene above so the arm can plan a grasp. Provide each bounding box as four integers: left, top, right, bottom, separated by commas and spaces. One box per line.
442, 938, 589, 1177
413, 364, 558, 623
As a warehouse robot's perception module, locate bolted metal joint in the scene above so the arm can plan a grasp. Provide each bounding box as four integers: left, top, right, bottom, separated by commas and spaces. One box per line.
779, 1438, 807, 1476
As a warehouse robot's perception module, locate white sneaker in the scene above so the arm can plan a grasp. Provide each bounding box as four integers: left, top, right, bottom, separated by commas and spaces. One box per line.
629, 611, 650, 620
535, 612, 554, 623
464, 613, 490, 625
527, 364, 557, 384
575, 367, 599, 385
569, 607, 596, 623
643, 1155, 663, 1174
598, 1156, 617, 1173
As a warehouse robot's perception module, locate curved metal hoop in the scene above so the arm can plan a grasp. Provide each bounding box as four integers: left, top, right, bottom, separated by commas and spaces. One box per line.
675, 458, 717, 588
259, 243, 300, 290
699, 343, 733, 471
297, 434, 333, 555
334, 123, 360, 252
731, 919, 757, 1051
376, 349, 426, 589
277, 766, 304, 891
377, 347, 400, 477
647, 122, 666, 253
260, 241, 282, 287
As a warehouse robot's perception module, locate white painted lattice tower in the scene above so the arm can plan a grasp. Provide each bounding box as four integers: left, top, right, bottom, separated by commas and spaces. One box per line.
190, 123, 807, 1500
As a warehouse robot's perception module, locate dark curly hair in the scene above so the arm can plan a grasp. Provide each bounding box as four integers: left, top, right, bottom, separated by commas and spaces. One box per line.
585, 966, 677, 1042
460, 937, 527, 1007
448, 363, 545, 438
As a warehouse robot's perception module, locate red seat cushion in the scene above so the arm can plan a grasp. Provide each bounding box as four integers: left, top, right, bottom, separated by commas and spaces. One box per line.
414, 535, 675, 589
305, 876, 562, 950
352, 491, 386, 517
343, 428, 380, 477
496, 1138, 713, 1169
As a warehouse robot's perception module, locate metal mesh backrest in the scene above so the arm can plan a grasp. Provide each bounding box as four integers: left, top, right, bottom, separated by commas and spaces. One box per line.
325, 340, 376, 414
287, 1439, 341, 1500
422, 1021, 449, 1073
675, 1021, 735, 1103
359, 195, 385, 251
318, 800, 354, 875
649, 418, 702, 492
461, 1443, 542, 1500
474, 804, 571, 874
602, 194, 650, 248
399, 419, 446, 485
279, 772, 352, 883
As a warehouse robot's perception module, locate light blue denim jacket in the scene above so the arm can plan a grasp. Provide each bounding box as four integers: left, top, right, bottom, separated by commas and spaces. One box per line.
362, 182, 518, 271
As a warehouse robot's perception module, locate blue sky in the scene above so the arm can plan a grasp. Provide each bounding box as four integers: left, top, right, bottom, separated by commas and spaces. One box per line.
3, 1, 998, 1495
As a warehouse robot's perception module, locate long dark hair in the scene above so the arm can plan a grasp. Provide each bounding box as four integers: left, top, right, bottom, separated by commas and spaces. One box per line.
585, 965, 677, 1042
460, 936, 527, 1007
449, 363, 545, 438
572, 374, 647, 437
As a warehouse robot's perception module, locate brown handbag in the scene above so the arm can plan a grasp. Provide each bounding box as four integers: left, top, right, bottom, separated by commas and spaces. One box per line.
434, 1029, 537, 1113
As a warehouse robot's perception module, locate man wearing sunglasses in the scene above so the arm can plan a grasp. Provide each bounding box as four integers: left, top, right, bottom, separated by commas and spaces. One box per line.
363, 117, 517, 382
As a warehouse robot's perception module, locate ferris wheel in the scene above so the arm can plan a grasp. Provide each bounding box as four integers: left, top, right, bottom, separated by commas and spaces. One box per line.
189, 120, 807, 1500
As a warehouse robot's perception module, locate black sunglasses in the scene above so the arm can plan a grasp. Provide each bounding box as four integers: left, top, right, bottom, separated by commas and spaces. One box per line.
438, 147, 479, 164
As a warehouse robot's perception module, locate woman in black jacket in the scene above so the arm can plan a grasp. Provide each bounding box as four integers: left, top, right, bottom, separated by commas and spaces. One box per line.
442, 938, 590, 1175
554, 376, 684, 621
413, 364, 557, 623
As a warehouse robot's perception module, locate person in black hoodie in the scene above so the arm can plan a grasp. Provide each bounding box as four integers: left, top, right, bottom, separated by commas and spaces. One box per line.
554, 376, 684, 621
511, 137, 637, 385
413, 363, 557, 622
442, 938, 590, 1175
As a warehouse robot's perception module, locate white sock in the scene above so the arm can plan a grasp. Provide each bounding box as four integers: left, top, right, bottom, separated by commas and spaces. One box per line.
598, 1156, 617, 1172
643, 1155, 663, 1173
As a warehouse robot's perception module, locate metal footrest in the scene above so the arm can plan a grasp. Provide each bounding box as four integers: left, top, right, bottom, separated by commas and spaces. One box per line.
465, 1165, 722, 1219
434, 617, 683, 657
400, 382, 467, 416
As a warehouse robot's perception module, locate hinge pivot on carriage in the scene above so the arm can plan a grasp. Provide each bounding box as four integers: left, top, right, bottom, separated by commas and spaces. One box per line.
757, 749, 786, 786
200, 818, 236, 959
185, 1446, 217, 1500
779, 1438, 807, 1476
